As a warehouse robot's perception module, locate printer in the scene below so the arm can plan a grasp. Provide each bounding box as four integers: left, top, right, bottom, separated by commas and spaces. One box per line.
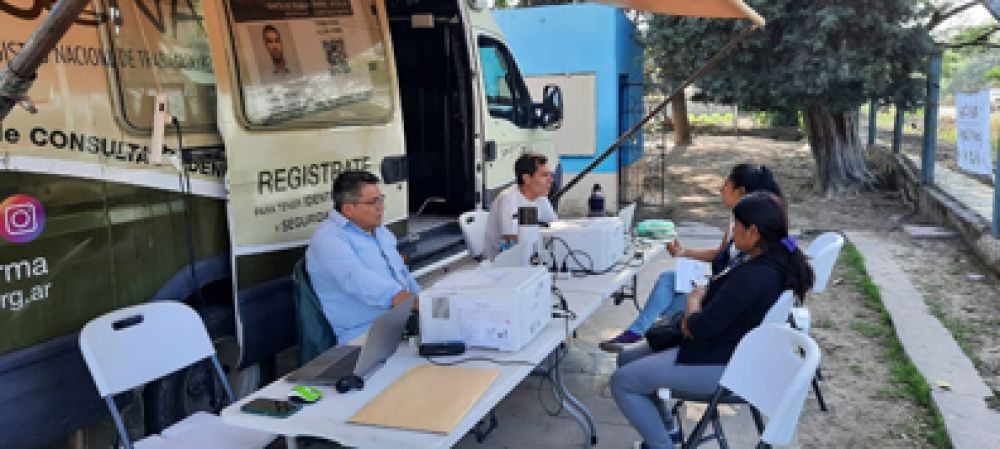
541, 217, 626, 272
419, 266, 552, 351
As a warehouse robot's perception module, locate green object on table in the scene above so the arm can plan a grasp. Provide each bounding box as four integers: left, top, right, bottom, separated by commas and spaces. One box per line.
636, 219, 676, 238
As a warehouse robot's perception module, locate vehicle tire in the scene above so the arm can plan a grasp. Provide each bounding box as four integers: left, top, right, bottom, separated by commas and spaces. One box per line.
143, 305, 260, 434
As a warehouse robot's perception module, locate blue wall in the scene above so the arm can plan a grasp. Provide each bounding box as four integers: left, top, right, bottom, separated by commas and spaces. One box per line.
493, 4, 644, 174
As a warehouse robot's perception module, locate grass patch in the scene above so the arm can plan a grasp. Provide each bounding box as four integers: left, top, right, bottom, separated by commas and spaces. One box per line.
842, 244, 952, 448
813, 318, 836, 329
925, 298, 984, 369
850, 321, 887, 338
986, 390, 1000, 412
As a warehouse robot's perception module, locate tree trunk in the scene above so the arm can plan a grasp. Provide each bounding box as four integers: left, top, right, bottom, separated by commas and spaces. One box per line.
804, 104, 876, 194
671, 91, 692, 146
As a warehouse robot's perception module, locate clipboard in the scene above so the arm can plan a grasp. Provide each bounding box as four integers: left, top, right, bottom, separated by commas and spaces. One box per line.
347, 365, 499, 434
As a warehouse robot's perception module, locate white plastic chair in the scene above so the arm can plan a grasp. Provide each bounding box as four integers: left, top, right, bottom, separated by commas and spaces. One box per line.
657, 289, 795, 445
684, 324, 821, 449
793, 232, 844, 412
790, 235, 843, 332
79, 302, 273, 449
805, 232, 845, 294
459, 210, 489, 260
761, 290, 794, 326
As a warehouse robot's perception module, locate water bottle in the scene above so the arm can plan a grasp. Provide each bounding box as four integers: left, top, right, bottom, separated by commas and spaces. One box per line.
588, 183, 605, 217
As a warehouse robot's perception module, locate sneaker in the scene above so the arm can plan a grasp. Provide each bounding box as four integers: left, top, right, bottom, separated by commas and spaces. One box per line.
668, 427, 683, 444
599, 330, 642, 353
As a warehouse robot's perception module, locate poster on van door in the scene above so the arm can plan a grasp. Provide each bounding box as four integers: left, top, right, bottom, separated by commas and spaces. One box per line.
230, 0, 375, 125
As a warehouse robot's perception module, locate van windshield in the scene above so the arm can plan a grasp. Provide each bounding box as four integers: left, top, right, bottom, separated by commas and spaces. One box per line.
227, 0, 394, 127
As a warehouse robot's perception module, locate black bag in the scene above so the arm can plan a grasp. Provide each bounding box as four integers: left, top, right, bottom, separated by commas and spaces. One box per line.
644, 312, 685, 351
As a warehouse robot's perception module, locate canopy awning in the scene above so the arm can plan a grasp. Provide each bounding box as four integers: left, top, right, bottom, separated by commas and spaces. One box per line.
598, 0, 765, 26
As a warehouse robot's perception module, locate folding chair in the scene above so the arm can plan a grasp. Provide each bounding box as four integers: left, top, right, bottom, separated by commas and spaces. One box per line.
792, 232, 844, 411
658, 290, 794, 448
459, 210, 490, 260
682, 324, 821, 449
293, 258, 337, 366
79, 302, 274, 449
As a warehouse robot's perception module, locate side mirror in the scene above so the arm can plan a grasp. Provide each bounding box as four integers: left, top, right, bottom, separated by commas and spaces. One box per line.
539, 84, 563, 130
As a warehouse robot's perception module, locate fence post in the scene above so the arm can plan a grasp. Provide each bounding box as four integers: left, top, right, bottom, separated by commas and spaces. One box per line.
892, 103, 904, 154
922, 52, 941, 185
994, 151, 999, 237
868, 99, 877, 145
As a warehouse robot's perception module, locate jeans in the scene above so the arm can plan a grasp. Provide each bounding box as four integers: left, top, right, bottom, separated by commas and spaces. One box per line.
628, 271, 689, 335
610, 343, 726, 449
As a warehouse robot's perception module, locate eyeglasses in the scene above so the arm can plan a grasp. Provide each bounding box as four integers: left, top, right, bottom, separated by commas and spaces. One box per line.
352, 194, 386, 206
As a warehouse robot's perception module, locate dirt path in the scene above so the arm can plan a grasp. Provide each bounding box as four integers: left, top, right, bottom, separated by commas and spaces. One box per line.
643, 133, 1000, 448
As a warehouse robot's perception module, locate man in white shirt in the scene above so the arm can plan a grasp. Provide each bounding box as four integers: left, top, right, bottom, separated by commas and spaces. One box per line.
484, 153, 558, 260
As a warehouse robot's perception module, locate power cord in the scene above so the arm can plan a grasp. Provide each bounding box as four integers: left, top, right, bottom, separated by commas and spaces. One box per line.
171, 117, 207, 308
422, 356, 536, 367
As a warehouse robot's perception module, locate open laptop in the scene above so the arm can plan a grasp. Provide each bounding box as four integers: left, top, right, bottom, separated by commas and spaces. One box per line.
287, 296, 414, 384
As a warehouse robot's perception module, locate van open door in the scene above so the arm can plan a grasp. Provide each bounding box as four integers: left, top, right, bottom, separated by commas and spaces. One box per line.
199, 0, 406, 366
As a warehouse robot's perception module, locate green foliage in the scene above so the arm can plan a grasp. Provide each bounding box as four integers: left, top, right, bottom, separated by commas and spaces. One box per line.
947, 51, 1000, 92
642, 0, 937, 114
983, 64, 1000, 82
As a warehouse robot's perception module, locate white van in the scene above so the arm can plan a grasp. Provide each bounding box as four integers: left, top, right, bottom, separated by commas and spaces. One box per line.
0, 0, 561, 446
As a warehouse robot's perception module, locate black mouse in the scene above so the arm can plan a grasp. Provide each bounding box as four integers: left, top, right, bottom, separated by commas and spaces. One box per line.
335, 375, 364, 394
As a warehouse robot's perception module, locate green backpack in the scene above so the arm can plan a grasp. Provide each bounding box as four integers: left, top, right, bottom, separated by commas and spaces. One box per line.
292, 258, 337, 366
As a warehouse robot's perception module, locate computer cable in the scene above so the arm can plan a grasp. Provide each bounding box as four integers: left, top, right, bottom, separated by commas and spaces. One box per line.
171, 116, 207, 308
422, 356, 536, 367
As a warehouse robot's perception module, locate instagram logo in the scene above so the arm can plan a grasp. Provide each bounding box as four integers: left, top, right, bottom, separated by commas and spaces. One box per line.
1, 194, 46, 244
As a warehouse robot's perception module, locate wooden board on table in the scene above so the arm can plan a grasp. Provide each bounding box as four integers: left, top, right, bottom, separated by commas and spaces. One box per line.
347, 365, 499, 434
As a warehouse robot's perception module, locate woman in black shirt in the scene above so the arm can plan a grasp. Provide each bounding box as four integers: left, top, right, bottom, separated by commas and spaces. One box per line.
600, 164, 783, 352
610, 192, 814, 449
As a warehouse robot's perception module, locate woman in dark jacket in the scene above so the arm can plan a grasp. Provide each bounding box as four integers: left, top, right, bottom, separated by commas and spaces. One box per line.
600, 164, 783, 352
610, 192, 814, 449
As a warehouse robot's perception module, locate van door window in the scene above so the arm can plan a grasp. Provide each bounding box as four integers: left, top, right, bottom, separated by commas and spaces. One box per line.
107, 0, 217, 131
478, 37, 531, 127
225, 0, 394, 128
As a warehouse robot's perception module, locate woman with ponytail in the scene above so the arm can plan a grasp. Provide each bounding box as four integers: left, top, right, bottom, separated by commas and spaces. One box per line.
611, 192, 814, 449
601, 163, 785, 352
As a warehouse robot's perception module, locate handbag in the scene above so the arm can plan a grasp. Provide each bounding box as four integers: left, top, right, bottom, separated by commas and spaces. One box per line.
644, 312, 685, 352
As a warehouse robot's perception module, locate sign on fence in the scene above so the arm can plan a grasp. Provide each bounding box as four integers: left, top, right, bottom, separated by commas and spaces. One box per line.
955, 90, 994, 175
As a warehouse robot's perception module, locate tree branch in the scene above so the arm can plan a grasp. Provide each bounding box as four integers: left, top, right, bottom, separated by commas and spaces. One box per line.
942, 24, 1000, 47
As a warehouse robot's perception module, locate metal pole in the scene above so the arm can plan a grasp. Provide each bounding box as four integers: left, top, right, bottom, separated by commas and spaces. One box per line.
994, 134, 999, 237
922, 52, 942, 185
892, 103, 904, 154
553, 24, 761, 202
0, 0, 91, 120
868, 99, 877, 145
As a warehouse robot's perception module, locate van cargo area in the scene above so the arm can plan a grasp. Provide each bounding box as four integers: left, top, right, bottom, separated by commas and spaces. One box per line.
388, 0, 477, 269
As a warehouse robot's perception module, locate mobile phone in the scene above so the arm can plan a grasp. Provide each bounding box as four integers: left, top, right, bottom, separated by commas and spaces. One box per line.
240, 398, 302, 418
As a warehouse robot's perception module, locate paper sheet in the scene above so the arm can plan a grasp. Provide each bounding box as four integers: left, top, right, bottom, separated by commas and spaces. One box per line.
674, 258, 709, 293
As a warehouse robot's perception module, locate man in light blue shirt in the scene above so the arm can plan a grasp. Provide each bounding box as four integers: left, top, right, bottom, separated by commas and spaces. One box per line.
306, 170, 420, 344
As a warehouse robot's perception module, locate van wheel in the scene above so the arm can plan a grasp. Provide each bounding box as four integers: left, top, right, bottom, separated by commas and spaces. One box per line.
143, 306, 260, 434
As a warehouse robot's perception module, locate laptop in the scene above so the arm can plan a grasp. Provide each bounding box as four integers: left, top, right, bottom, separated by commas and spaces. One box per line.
287, 296, 414, 384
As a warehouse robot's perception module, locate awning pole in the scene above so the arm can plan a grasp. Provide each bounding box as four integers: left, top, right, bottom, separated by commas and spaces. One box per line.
0, 0, 90, 121
553, 24, 760, 202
